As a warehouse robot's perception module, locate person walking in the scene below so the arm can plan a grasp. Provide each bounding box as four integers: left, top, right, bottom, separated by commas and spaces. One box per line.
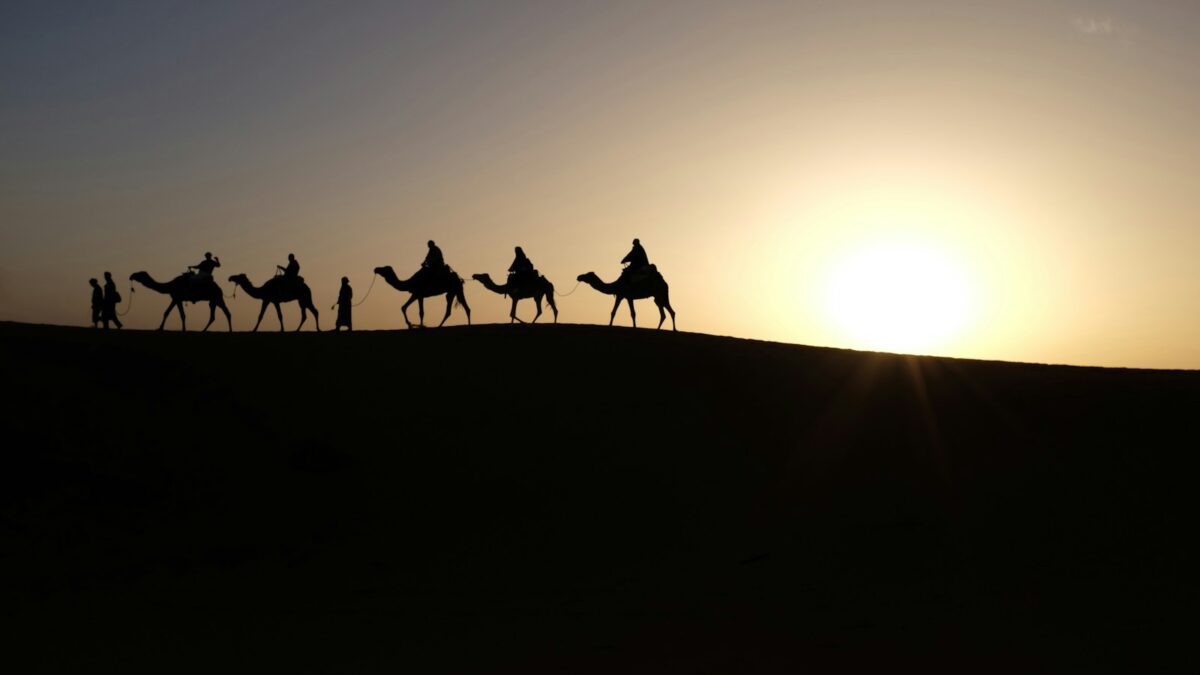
333, 277, 353, 331
89, 278, 103, 328
100, 271, 123, 329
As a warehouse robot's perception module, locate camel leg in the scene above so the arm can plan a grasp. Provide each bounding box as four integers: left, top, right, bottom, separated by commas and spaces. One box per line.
401, 296, 417, 328
159, 300, 176, 330
177, 302, 187, 331
254, 301, 269, 332
510, 297, 521, 324
220, 300, 232, 332
532, 297, 543, 324
418, 297, 426, 326
609, 296, 621, 326
297, 303, 307, 332
547, 294, 558, 323
458, 288, 471, 325
626, 297, 636, 328
660, 291, 677, 331
203, 302, 216, 332
310, 302, 320, 332
439, 293, 454, 327
274, 302, 285, 332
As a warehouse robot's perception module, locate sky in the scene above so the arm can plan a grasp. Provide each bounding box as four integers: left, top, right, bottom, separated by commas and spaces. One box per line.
2, 0, 1199, 368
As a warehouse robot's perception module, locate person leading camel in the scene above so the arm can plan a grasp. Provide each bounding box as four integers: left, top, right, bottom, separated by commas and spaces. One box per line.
333, 276, 353, 331
101, 271, 123, 329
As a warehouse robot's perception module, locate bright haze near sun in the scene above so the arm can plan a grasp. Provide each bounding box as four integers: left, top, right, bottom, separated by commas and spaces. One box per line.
3, 0, 1200, 368
823, 240, 974, 354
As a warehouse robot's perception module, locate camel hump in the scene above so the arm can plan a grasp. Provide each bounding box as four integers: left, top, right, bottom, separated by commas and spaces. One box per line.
266, 275, 304, 290
620, 264, 661, 287
176, 272, 217, 288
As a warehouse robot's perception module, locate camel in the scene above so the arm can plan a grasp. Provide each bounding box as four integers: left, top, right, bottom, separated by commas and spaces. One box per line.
129, 271, 232, 331
577, 269, 676, 330
228, 274, 321, 332
373, 266, 471, 328
471, 273, 558, 324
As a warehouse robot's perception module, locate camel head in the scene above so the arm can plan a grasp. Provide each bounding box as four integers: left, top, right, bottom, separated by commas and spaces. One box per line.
471, 273, 492, 283
228, 273, 250, 287
129, 271, 150, 284
373, 266, 394, 277
577, 272, 599, 284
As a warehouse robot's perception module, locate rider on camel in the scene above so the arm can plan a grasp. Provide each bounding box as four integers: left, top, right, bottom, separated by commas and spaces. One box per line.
418, 240, 446, 282
188, 252, 220, 277
277, 252, 300, 283
423, 240, 445, 270
508, 246, 535, 285
620, 238, 650, 280
277, 253, 300, 280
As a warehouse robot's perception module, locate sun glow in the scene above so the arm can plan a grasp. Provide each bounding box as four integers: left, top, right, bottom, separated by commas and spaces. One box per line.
822, 241, 975, 354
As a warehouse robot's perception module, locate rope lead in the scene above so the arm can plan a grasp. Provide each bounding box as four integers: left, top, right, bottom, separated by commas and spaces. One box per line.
117, 286, 135, 316
351, 274, 377, 308
555, 280, 583, 297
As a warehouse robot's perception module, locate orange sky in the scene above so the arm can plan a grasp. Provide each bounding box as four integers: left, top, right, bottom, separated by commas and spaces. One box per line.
2, 1, 1199, 368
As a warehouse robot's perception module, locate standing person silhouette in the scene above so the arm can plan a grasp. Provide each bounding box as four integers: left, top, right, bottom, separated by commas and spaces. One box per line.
188, 252, 220, 277
101, 271, 123, 329
333, 277, 353, 331
620, 238, 649, 279
277, 253, 300, 279
89, 278, 103, 328
508, 246, 535, 284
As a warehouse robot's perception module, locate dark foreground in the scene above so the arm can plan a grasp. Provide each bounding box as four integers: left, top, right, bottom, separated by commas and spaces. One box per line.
2, 321, 1199, 672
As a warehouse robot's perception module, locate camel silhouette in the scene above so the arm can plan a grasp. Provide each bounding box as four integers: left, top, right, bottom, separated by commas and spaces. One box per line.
471, 273, 558, 324
129, 271, 232, 331
373, 266, 471, 328
228, 274, 321, 332
577, 270, 677, 330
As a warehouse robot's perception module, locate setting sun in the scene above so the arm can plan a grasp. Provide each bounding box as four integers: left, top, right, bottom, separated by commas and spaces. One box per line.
822, 241, 975, 354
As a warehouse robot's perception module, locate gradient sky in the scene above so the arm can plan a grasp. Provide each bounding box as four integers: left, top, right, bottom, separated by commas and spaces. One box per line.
3, 0, 1199, 368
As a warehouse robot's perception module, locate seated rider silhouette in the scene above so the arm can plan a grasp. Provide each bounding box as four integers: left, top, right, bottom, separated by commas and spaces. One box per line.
188, 252, 220, 278
620, 238, 651, 282
419, 240, 446, 281
508, 246, 536, 286
277, 253, 300, 284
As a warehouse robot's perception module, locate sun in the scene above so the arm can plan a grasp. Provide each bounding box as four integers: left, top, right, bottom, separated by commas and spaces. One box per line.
821, 241, 975, 354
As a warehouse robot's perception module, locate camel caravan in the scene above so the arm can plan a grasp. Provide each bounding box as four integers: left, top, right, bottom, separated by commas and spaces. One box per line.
117, 239, 676, 333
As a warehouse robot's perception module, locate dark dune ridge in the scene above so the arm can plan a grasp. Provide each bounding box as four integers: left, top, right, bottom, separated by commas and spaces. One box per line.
2, 321, 1198, 672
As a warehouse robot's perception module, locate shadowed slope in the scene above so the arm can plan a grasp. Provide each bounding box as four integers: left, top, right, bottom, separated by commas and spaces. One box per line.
2, 321, 1198, 672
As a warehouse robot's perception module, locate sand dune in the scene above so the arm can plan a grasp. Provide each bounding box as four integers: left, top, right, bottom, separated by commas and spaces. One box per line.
2, 321, 1198, 672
